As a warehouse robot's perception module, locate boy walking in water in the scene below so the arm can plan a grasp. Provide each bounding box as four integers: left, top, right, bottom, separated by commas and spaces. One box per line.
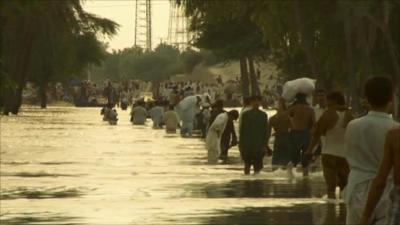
359, 127, 400, 225
344, 76, 398, 225
305, 91, 353, 199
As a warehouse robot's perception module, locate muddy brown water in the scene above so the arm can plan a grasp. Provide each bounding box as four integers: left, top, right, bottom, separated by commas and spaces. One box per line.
0, 107, 345, 225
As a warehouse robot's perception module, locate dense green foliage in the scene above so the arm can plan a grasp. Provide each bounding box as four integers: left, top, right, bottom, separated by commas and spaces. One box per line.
89, 44, 204, 82
177, 0, 400, 112
1, 0, 118, 113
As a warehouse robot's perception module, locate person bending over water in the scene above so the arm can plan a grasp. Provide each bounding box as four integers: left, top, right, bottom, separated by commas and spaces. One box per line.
219, 108, 238, 161
288, 93, 316, 177
206, 110, 239, 164
359, 127, 400, 225
305, 91, 353, 199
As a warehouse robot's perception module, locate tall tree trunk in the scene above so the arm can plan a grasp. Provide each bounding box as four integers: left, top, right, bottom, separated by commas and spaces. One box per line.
239, 57, 250, 100
292, 1, 319, 77
2, 10, 35, 115
344, 17, 361, 114
366, 2, 400, 119
248, 57, 261, 96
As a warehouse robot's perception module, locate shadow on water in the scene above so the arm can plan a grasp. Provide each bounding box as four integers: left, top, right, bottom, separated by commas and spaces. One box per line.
0, 213, 83, 225
178, 179, 326, 198
0, 187, 89, 200
196, 204, 345, 225
1, 171, 85, 178
1, 161, 79, 166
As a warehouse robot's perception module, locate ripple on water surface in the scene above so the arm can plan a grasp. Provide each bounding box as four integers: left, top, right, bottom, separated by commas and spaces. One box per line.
0, 107, 345, 225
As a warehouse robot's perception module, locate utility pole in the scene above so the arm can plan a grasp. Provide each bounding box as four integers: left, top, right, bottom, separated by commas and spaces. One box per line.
134, 0, 152, 51
168, 1, 190, 51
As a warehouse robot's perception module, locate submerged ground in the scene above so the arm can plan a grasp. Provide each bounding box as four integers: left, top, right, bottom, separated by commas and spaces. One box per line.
0, 107, 345, 225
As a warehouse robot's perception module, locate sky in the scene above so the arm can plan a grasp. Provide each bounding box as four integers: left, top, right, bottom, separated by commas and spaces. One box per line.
82, 0, 171, 51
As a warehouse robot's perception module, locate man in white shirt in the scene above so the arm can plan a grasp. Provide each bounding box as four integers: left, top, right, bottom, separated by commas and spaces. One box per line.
344, 76, 399, 225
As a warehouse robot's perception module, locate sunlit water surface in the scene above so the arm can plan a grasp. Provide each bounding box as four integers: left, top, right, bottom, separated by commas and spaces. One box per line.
0, 107, 345, 225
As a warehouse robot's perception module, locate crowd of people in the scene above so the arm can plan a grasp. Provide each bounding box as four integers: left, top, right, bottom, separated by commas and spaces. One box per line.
100, 75, 399, 225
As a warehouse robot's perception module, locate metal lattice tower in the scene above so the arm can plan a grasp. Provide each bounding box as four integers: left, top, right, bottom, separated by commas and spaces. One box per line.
168, 1, 189, 51
134, 0, 152, 51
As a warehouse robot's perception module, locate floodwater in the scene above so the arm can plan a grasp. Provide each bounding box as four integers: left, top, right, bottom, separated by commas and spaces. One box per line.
0, 107, 345, 225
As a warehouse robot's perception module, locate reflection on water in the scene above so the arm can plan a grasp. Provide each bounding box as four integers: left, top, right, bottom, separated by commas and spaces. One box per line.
0, 212, 83, 225
201, 203, 345, 225
179, 178, 324, 198
0, 107, 345, 224
1, 187, 88, 200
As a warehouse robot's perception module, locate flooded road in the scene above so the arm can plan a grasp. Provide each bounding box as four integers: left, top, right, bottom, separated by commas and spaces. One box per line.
0, 107, 345, 225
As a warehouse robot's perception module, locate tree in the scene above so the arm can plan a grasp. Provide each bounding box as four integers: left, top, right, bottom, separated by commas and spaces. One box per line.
178, 0, 400, 118
89, 43, 206, 84
177, 0, 269, 98
1, 0, 118, 113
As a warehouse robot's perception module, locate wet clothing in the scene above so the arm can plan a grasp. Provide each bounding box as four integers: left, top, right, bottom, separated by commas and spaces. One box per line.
181, 121, 194, 136
344, 111, 399, 225
149, 106, 164, 128
201, 108, 211, 138
164, 110, 179, 133
103, 85, 116, 105
206, 113, 229, 164
244, 157, 264, 174
314, 105, 326, 157
239, 106, 251, 130
131, 106, 147, 125
346, 179, 393, 225
323, 112, 346, 157
209, 108, 225, 126
290, 129, 311, 167
108, 110, 118, 125
176, 96, 199, 136
271, 132, 293, 166
239, 109, 269, 172
390, 186, 400, 225
321, 111, 349, 193
220, 119, 237, 159
321, 154, 349, 193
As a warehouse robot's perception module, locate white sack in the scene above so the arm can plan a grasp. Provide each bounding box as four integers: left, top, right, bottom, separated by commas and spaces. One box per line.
282, 78, 316, 102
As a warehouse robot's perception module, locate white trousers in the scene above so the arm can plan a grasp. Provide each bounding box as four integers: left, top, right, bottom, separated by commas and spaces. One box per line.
346, 180, 392, 225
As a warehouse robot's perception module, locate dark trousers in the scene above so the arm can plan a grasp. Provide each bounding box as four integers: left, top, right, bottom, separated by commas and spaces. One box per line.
220, 143, 229, 159
290, 130, 311, 167
244, 157, 264, 174
321, 154, 349, 193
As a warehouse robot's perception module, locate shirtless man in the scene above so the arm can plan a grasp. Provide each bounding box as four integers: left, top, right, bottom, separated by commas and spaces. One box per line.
359, 127, 400, 225
288, 93, 316, 176
268, 98, 292, 171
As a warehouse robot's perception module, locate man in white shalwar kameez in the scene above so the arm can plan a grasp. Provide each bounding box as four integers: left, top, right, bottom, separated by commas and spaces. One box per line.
206, 110, 239, 164
344, 76, 398, 225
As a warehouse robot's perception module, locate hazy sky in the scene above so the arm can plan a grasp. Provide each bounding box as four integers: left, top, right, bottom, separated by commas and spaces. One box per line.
82, 0, 171, 51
